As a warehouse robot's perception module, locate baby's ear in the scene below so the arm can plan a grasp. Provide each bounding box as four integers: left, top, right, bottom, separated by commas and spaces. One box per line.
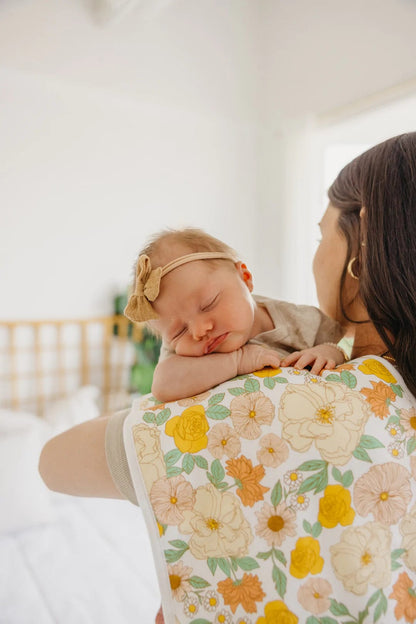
236, 261, 253, 292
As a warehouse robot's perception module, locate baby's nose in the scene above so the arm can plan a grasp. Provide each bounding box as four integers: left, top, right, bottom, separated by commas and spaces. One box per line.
192, 318, 213, 341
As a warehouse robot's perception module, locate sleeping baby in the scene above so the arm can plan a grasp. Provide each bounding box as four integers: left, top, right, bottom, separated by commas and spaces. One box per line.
124, 227, 347, 403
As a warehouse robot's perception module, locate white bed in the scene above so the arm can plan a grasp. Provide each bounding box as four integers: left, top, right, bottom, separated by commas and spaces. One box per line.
0, 317, 160, 624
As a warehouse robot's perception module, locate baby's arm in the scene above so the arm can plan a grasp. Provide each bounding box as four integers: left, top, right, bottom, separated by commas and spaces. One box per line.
152, 344, 282, 402
281, 343, 346, 375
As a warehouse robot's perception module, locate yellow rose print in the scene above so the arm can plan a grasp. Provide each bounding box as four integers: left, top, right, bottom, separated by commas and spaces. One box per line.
165, 405, 209, 453
358, 358, 397, 383
256, 600, 298, 624
290, 537, 324, 579
253, 368, 282, 378
318, 484, 355, 529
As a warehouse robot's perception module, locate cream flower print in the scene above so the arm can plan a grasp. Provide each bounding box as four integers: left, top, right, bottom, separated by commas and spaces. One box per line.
289, 492, 310, 511
330, 521, 391, 595
150, 475, 195, 525
388, 441, 404, 459
353, 462, 412, 525
178, 391, 211, 407
202, 590, 220, 612
168, 561, 193, 601
183, 592, 199, 618
386, 422, 404, 440
284, 470, 303, 490
214, 610, 232, 624
279, 381, 371, 465
255, 502, 297, 547
257, 433, 289, 468
179, 483, 253, 559
132, 424, 166, 493
400, 407, 416, 437
400, 505, 416, 571
230, 391, 275, 439
207, 423, 241, 459
297, 577, 332, 615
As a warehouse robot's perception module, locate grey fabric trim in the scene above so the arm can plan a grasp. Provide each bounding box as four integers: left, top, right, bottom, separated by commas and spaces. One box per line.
105, 408, 138, 505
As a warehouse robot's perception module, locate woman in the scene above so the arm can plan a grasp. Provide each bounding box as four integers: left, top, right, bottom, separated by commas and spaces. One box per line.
40, 132, 416, 623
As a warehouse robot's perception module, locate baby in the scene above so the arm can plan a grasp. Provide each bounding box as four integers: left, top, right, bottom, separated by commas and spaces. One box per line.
124, 228, 346, 402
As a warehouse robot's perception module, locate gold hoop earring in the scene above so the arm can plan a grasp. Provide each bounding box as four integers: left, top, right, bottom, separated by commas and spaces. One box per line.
347, 257, 359, 280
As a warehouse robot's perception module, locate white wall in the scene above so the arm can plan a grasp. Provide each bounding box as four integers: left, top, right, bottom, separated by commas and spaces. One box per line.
0, 0, 262, 320
2, 0, 416, 319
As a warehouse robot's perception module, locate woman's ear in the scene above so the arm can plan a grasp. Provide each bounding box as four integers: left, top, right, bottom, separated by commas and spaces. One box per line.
236, 261, 253, 292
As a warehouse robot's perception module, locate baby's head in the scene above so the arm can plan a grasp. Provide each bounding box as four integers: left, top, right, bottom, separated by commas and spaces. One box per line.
125, 228, 256, 356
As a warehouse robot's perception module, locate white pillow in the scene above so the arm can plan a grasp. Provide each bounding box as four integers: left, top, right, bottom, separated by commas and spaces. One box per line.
0, 409, 56, 533
43, 385, 100, 435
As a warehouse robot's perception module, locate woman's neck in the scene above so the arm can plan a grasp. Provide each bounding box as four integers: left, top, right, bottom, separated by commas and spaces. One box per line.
349, 321, 387, 359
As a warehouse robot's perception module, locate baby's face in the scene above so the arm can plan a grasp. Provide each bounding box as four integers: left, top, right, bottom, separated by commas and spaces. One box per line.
151, 260, 256, 356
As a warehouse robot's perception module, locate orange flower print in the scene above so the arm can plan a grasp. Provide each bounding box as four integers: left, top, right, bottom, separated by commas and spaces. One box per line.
226, 455, 269, 507
390, 571, 416, 623
360, 381, 396, 419
217, 573, 266, 614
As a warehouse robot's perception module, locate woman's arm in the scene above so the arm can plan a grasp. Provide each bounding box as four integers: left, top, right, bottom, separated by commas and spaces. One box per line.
39, 416, 125, 499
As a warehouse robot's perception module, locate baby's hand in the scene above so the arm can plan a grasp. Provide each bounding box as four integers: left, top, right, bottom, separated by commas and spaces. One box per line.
237, 344, 281, 375
281, 343, 346, 375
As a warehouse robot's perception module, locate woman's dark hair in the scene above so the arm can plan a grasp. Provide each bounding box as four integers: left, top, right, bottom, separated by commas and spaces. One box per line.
328, 132, 416, 397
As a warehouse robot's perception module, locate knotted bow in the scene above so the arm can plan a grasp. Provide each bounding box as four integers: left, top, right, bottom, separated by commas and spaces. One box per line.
124, 255, 163, 322
124, 251, 237, 323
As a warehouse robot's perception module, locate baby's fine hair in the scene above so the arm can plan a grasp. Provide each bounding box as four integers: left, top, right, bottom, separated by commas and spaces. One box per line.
139, 227, 239, 268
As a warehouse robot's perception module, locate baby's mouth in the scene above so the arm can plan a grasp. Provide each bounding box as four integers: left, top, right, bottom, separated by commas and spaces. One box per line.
205, 333, 229, 354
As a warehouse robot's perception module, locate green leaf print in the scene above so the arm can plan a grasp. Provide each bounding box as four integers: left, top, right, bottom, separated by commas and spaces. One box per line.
271, 480, 283, 506
305, 617, 320, 624
273, 548, 287, 566
352, 446, 372, 463
342, 470, 354, 488
325, 374, 342, 382
143, 412, 156, 424
155, 408, 171, 426
359, 435, 384, 449
211, 459, 225, 482
329, 598, 350, 616
169, 540, 188, 549
256, 550, 272, 560
340, 370, 357, 388
272, 564, 286, 598
189, 576, 210, 588
407, 436, 416, 455
274, 376, 288, 384
182, 453, 195, 474
244, 378, 260, 393
391, 383, 403, 397
320, 618, 338, 624
374, 592, 388, 622
311, 522, 322, 538
194, 455, 208, 470
208, 392, 225, 406
207, 557, 217, 575
217, 557, 231, 577
332, 466, 343, 483
189, 620, 211, 624
206, 404, 230, 420
297, 459, 327, 471
228, 387, 245, 396
235, 556, 260, 571
303, 520, 312, 535
263, 376, 276, 390
164, 448, 182, 467
164, 547, 188, 563
166, 466, 183, 477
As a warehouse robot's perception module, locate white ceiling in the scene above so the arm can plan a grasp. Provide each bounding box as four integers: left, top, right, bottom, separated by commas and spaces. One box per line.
1, 0, 416, 127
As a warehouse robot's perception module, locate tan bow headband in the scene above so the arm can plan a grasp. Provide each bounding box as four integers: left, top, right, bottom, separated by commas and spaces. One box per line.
124, 252, 236, 323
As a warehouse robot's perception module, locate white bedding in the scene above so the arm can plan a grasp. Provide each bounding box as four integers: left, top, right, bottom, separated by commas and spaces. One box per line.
0, 493, 160, 624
